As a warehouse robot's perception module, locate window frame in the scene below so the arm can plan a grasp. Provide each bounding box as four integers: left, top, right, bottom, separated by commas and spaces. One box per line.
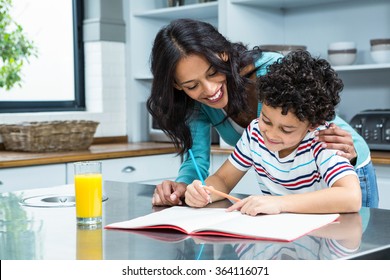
0, 0, 85, 113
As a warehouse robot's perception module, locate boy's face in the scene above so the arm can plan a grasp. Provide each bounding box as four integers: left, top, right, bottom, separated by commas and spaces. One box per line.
258, 104, 315, 158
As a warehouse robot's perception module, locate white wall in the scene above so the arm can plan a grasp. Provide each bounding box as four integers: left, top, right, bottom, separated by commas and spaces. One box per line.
0, 41, 127, 139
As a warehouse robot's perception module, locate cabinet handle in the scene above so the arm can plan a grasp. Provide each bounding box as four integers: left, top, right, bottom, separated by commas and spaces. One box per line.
122, 166, 136, 173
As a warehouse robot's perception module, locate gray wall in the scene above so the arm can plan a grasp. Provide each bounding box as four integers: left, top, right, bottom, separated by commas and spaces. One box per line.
83, 0, 125, 42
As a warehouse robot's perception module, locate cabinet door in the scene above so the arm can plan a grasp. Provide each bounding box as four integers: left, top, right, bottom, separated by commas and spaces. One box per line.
374, 164, 390, 210
66, 154, 181, 184
0, 164, 67, 193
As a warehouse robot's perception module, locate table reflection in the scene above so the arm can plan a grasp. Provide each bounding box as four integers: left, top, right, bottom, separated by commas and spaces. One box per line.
0, 192, 43, 259
229, 212, 362, 260
76, 224, 103, 260
121, 211, 363, 260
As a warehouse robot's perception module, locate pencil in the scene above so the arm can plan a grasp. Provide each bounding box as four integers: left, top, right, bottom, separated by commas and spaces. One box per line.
188, 149, 206, 185
188, 149, 241, 203
203, 186, 241, 202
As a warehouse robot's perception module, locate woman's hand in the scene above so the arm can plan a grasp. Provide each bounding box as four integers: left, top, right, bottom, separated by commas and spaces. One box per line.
185, 180, 211, 208
226, 195, 283, 216
315, 123, 357, 162
152, 180, 187, 206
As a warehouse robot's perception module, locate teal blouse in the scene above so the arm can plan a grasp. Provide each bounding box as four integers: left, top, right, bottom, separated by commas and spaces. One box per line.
176, 52, 370, 184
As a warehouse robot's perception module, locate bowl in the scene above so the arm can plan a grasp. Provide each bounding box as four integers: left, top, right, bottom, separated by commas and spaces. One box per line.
370, 38, 390, 52
328, 52, 357, 66
371, 44, 390, 51
328, 41, 356, 51
328, 49, 357, 66
328, 41, 357, 66
259, 44, 307, 55
370, 38, 390, 47
370, 49, 390, 64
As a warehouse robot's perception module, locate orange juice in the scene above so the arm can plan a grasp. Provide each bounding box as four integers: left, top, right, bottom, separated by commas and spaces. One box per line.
74, 173, 102, 219
76, 225, 103, 260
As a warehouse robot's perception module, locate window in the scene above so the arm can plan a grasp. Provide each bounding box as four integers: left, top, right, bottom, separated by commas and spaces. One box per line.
0, 0, 84, 113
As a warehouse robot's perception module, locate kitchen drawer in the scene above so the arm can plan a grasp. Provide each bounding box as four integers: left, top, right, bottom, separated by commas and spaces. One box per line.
0, 164, 67, 193
66, 154, 181, 183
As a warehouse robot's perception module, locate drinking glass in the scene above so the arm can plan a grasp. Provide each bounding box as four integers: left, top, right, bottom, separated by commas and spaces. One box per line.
74, 161, 103, 225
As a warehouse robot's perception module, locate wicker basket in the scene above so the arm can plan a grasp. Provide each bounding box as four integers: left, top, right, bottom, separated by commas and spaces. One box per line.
0, 120, 99, 152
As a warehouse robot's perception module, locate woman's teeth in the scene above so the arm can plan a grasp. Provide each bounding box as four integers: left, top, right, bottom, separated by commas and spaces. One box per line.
208, 89, 222, 101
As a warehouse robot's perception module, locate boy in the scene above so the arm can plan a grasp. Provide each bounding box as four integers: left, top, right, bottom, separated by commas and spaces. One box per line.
185, 50, 362, 215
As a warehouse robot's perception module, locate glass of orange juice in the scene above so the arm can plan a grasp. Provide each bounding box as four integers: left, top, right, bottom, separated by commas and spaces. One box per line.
74, 161, 103, 225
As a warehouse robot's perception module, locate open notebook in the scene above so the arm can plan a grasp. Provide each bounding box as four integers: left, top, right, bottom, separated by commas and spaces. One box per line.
105, 206, 339, 242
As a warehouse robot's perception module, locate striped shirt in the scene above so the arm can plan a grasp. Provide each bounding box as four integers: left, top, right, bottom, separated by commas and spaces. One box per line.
229, 119, 357, 195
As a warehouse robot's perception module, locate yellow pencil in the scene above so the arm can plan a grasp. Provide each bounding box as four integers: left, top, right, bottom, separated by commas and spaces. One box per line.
203, 186, 241, 202
188, 149, 240, 203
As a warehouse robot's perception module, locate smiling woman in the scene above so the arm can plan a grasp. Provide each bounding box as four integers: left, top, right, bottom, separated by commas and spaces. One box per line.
0, 0, 85, 113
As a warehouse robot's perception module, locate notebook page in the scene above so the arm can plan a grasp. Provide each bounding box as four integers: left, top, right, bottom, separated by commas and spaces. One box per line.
195, 212, 340, 241
106, 206, 241, 233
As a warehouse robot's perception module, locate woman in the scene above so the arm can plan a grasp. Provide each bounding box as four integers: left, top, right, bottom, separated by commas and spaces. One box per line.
146, 18, 378, 207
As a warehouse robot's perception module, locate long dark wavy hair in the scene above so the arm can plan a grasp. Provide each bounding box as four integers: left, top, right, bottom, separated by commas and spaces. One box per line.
146, 19, 263, 155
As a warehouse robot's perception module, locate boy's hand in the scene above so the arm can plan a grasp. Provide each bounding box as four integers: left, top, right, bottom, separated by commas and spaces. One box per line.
185, 180, 211, 208
226, 195, 283, 216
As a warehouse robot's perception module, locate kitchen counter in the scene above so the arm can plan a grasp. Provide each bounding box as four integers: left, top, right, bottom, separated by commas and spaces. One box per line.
1, 181, 389, 260
1, 142, 390, 168
369, 151, 390, 165
0, 142, 177, 168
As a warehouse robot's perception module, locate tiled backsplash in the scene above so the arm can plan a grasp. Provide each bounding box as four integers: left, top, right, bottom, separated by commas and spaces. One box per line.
0, 41, 127, 140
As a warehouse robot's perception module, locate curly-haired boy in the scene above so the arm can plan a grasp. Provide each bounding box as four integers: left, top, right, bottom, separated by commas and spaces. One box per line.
185, 50, 362, 215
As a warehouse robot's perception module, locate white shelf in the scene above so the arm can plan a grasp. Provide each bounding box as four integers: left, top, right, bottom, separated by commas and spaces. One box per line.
134, 64, 390, 79
231, 0, 354, 9
333, 63, 390, 72
134, 74, 153, 80
133, 2, 218, 19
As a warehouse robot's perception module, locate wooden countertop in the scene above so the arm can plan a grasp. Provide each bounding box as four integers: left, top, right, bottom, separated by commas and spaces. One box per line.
0, 142, 178, 168
1, 142, 390, 168
369, 151, 390, 165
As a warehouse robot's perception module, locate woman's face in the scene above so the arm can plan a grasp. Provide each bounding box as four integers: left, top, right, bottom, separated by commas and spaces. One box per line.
174, 54, 228, 109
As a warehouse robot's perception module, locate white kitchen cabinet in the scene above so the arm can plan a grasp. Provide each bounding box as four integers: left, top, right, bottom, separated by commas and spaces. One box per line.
211, 153, 261, 195
125, 0, 390, 141
0, 164, 66, 193
224, 0, 390, 123
374, 164, 390, 210
66, 154, 181, 184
